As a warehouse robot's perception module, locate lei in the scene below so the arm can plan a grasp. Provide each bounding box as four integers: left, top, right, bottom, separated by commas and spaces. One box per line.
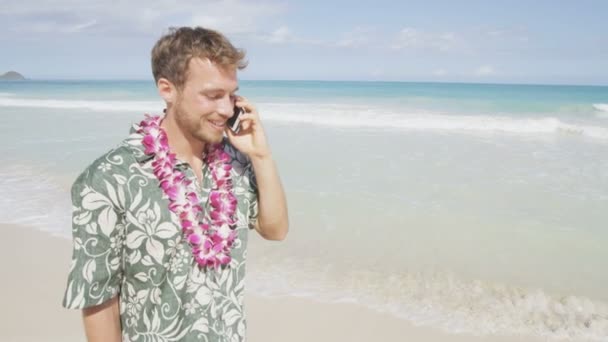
139, 115, 238, 269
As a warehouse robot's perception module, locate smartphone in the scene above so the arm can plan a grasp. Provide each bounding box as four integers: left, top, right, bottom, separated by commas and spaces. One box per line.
228, 105, 244, 133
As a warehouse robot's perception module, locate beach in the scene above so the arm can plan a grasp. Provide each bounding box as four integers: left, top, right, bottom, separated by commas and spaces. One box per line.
2, 223, 551, 342
1, 80, 607, 341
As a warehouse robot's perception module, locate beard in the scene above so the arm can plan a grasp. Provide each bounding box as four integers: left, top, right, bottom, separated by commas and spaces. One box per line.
173, 100, 224, 145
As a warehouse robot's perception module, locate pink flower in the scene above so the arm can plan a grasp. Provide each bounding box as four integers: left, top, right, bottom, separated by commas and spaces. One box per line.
139, 115, 237, 269
181, 219, 193, 229
209, 191, 237, 210
188, 233, 202, 245
212, 167, 231, 180
209, 209, 236, 226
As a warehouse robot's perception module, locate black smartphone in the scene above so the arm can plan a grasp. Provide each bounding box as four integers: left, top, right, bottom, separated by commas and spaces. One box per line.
228, 105, 244, 133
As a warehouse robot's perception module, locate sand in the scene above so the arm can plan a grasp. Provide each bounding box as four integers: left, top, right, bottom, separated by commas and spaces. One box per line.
1, 224, 545, 342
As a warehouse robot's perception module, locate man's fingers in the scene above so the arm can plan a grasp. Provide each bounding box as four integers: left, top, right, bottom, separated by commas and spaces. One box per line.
235, 98, 257, 116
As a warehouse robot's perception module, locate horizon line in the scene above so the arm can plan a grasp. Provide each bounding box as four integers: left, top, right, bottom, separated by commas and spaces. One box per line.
3, 77, 608, 87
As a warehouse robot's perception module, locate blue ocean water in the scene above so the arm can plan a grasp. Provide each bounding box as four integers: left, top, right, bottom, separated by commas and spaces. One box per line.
2, 80, 608, 113
1, 80, 607, 340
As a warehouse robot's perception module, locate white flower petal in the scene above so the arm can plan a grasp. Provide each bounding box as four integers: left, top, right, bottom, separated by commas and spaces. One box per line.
126, 230, 147, 249
146, 238, 165, 264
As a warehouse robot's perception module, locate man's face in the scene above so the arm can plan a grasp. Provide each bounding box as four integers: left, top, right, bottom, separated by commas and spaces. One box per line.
172, 57, 239, 145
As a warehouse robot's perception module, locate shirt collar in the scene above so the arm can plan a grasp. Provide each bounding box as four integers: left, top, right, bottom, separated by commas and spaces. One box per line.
124, 122, 153, 164
123, 119, 228, 167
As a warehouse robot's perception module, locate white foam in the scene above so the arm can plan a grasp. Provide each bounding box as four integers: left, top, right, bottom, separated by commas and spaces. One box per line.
249, 263, 608, 340
0, 165, 71, 238
259, 103, 608, 140
0, 97, 162, 112
2, 97, 607, 140
593, 103, 608, 112
594, 104, 608, 119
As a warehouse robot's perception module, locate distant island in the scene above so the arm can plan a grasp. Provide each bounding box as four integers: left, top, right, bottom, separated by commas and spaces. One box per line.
0, 71, 26, 80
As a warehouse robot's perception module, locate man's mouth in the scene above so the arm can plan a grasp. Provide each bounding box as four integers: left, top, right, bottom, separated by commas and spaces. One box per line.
209, 120, 226, 130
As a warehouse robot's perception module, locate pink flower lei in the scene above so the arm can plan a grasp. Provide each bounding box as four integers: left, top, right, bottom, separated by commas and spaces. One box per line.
138, 115, 238, 269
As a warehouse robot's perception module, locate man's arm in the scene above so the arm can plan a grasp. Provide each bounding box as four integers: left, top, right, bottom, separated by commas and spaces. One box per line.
226, 96, 289, 240
250, 154, 289, 241
82, 295, 122, 342
62, 161, 126, 340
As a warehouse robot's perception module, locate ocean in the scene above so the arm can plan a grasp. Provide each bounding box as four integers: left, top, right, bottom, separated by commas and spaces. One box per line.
1, 80, 607, 340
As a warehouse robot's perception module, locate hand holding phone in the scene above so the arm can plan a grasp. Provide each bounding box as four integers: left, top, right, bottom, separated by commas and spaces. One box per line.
227, 105, 244, 133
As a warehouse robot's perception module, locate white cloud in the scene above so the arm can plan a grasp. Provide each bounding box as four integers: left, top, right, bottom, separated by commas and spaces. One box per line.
255, 26, 325, 46
64, 20, 98, 33
391, 27, 459, 52
8, 21, 97, 34
484, 27, 529, 44
474, 65, 496, 76
335, 27, 375, 48
190, 1, 286, 36
391, 28, 421, 49
433, 69, 448, 76
370, 69, 385, 78
486, 30, 508, 37
263, 26, 292, 44
1, 0, 286, 37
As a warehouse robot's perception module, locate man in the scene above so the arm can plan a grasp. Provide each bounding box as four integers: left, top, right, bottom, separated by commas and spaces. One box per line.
62, 26, 289, 342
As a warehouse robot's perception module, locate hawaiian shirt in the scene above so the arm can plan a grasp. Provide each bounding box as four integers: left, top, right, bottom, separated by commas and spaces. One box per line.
62, 120, 259, 342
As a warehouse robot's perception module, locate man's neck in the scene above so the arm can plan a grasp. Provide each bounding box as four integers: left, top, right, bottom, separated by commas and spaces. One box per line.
160, 113, 206, 166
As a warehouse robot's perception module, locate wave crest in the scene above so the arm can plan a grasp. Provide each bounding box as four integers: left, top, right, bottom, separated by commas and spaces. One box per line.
2, 97, 608, 140
593, 103, 608, 112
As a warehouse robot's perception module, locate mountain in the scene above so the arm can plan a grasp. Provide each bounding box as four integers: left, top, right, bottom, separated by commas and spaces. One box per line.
0, 71, 26, 80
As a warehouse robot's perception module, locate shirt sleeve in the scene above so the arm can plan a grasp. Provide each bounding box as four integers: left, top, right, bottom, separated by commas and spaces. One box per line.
62, 164, 125, 309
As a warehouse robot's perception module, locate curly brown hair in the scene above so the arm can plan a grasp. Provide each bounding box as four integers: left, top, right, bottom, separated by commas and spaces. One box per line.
151, 27, 248, 89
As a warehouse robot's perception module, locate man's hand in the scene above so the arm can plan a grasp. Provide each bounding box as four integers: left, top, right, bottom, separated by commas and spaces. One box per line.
225, 96, 271, 159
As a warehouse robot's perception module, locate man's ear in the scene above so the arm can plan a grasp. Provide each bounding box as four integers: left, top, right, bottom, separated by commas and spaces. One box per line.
157, 78, 177, 106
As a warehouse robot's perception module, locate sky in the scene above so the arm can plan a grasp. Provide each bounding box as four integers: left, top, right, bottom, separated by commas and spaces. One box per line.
1, 0, 607, 85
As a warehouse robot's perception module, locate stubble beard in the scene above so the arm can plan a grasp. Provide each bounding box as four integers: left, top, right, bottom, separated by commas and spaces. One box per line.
174, 102, 223, 147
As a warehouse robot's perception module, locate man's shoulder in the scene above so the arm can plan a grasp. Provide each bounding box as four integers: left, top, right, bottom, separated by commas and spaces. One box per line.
71, 144, 138, 191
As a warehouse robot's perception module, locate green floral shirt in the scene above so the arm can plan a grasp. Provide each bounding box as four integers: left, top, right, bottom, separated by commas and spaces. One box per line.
62, 121, 259, 342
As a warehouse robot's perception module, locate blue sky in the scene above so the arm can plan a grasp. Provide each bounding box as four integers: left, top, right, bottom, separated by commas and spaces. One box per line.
1, 0, 607, 84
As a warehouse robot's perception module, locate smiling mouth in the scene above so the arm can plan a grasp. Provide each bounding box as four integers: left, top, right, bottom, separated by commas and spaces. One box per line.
209, 120, 226, 130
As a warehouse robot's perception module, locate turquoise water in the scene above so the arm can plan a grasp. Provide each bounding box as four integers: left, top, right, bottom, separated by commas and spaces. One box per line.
1, 80, 607, 340
0, 80, 608, 114
2, 80, 608, 111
